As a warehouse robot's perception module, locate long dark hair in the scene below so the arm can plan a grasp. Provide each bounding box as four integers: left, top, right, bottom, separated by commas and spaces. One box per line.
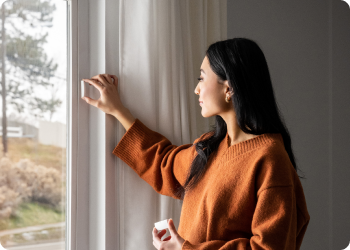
175, 38, 306, 200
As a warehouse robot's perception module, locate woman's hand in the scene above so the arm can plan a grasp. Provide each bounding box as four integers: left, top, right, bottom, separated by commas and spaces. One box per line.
82, 74, 125, 117
82, 74, 136, 130
152, 219, 185, 250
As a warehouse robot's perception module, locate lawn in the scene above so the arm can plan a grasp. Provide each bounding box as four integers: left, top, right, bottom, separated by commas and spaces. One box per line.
0, 202, 65, 231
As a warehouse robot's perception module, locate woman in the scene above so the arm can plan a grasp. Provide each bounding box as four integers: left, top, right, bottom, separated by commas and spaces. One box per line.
82, 38, 310, 250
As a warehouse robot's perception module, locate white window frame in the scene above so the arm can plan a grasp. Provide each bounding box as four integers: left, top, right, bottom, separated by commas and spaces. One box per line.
66, 0, 119, 249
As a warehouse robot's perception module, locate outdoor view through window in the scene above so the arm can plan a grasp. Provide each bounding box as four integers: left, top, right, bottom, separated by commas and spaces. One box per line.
0, 0, 67, 249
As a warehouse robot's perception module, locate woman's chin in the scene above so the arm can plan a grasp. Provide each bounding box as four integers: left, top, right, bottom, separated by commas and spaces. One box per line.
201, 109, 218, 118
201, 111, 210, 118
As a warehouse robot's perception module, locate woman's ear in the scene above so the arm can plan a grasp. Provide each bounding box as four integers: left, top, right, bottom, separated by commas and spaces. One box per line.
224, 81, 234, 96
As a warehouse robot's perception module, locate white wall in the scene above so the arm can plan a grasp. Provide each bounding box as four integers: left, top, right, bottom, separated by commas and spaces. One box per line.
39, 120, 66, 148
227, 1, 350, 249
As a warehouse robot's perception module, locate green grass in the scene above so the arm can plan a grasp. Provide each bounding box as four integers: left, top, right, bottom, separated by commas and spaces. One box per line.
0, 202, 65, 231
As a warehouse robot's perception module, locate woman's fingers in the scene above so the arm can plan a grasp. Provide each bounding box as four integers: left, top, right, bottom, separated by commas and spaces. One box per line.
109, 75, 118, 86
153, 228, 165, 249
81, 74, 127, 119
82, 78, 103, 92
102, 74, 113, 84
153, 228, 167, 239
163, 235, 171, 241
82, 96, 98, 107
92, 74, 110, 86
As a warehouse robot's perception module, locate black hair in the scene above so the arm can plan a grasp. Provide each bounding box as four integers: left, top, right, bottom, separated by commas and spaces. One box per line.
175, 38, 306, 199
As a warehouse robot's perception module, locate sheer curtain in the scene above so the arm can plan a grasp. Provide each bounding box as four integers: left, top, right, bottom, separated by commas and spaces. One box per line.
88, 0, 226, 249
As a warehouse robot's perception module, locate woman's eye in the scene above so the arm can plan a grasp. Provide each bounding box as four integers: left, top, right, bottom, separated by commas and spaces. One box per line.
197, 77, 203, 81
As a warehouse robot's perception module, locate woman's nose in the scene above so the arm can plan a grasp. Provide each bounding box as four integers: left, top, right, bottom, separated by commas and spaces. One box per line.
194, 85, 199, 95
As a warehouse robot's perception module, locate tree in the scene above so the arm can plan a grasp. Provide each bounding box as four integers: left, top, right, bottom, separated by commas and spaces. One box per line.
1, 0, 59, 154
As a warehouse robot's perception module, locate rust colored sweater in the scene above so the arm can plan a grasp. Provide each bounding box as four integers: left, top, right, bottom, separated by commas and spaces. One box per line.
112, 119, 310, 250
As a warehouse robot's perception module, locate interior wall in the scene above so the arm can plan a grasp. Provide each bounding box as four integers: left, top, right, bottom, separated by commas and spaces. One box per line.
227, 1, 350, 249
331, 1, 350, 249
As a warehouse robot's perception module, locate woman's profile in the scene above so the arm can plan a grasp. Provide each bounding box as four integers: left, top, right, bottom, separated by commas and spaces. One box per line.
82, 38, 310, 250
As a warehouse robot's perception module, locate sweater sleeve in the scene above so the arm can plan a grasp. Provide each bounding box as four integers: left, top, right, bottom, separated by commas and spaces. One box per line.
112, 119, 199, 200
181, 185, 310, 250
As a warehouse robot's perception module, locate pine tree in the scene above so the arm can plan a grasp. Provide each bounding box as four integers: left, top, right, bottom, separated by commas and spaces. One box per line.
1, 0, 59, 154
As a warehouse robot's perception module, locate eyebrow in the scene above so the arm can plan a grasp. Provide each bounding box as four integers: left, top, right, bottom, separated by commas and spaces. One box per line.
200, 69, 206, 74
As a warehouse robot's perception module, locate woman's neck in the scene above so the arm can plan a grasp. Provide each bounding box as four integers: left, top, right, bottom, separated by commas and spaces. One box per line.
220, 111, 257, 147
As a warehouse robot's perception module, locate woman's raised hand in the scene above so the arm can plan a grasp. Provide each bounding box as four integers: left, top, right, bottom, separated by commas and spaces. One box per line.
82, 74, 136, 131
82, 74, 124, 116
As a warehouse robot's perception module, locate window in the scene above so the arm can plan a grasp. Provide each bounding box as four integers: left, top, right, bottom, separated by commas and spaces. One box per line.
0, 0, 67, 249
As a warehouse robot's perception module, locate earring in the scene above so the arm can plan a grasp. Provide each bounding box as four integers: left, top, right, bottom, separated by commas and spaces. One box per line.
225, 95, 231, 103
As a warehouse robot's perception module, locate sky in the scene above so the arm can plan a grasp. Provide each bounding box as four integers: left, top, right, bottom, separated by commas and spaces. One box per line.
44, 1, 67, 125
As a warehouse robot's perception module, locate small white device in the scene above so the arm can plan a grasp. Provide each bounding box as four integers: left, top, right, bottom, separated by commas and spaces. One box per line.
81, 77, 114, 99
81, 80, 90, 98
81, 80, 99, 99
154, 219, 170, 232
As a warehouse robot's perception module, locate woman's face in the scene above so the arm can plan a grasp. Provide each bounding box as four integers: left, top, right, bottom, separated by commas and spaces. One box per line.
194, 56, 231, 118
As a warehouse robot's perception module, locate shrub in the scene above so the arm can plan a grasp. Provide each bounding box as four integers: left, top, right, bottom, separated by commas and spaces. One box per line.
0, 157, 64, 219
0, 186, 20, 220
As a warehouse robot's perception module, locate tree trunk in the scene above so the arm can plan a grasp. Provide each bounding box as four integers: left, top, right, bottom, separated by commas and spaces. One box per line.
1, 4, 7, 155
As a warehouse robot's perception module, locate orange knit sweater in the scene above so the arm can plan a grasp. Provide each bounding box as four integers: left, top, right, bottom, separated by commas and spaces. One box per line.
113, 119, 310, 250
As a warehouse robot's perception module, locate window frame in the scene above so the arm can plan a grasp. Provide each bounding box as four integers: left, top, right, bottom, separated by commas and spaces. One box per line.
66, 0, 119, 249
66, 0, 90, 249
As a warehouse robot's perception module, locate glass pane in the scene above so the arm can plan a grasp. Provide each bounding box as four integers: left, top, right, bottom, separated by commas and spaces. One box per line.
0, 0, 67, 249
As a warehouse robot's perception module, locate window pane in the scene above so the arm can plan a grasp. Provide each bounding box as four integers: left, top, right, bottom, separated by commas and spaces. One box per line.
0, 0, 67, 249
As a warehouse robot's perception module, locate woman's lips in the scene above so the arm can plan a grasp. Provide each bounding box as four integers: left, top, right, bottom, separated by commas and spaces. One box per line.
199, 101, 203, 106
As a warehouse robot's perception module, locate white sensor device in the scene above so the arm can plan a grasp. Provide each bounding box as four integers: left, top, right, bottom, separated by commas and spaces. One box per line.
81, 80, 89, 98
154, 219, 170, 232
81, 77, 115, 99
81, 80, 99, 99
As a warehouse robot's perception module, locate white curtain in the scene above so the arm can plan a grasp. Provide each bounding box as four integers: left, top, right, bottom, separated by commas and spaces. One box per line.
88, 0, 226, 249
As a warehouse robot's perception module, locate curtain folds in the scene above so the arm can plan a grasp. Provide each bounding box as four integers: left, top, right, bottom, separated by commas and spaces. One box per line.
91, 0, 226, 249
